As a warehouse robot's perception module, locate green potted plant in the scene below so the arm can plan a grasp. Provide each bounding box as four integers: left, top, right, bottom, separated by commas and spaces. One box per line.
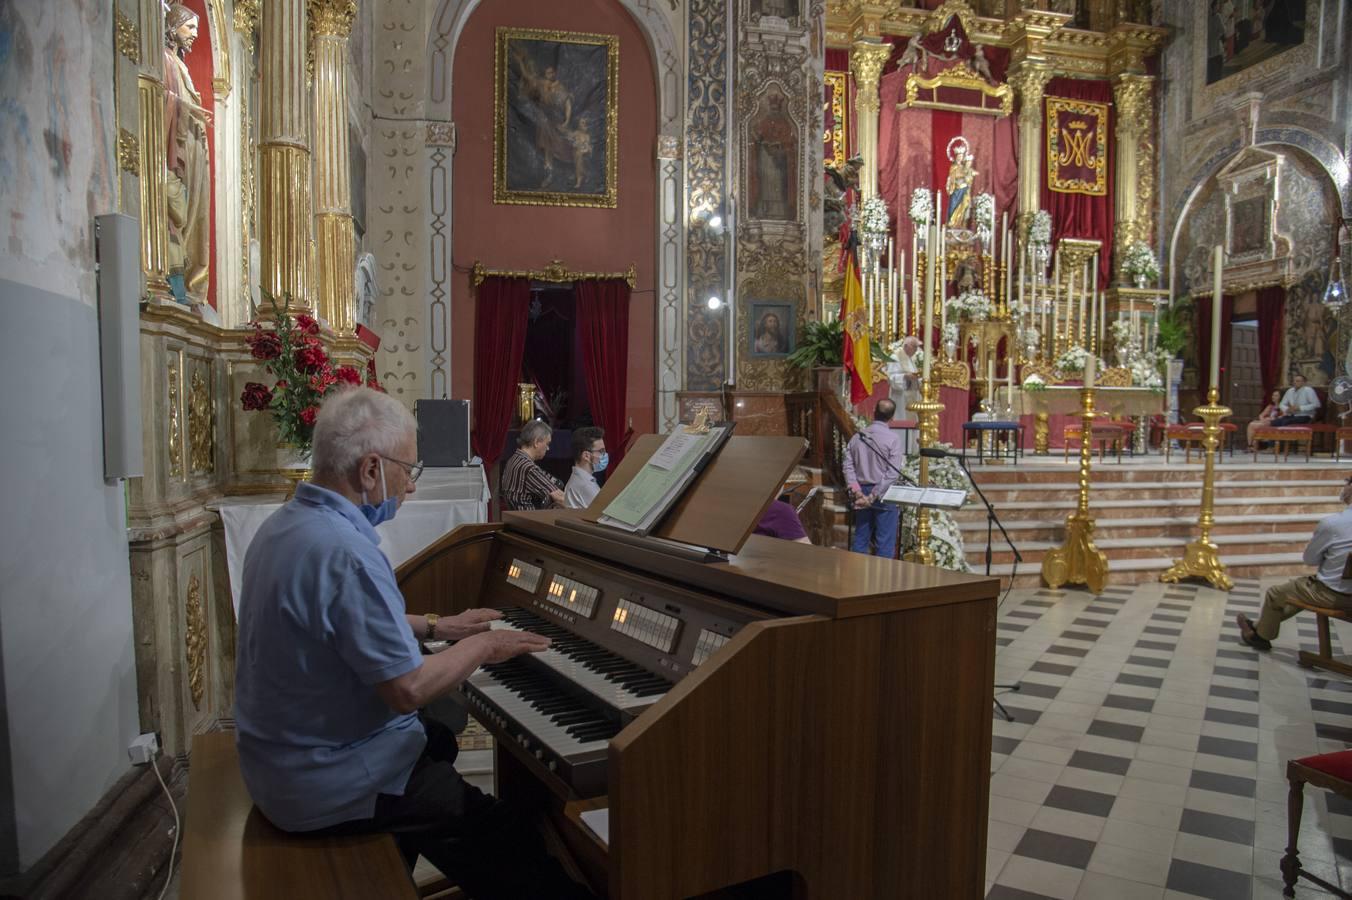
787, 319, 893, 394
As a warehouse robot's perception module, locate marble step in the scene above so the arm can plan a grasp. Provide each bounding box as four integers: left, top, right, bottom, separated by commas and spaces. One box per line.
968, 530, 1309, 567
971, 482, 1340, 503
958, 512, 1327, 542
991, 551, 1308, 588
969, 462, 1351, 484
951, 494, 1345, 520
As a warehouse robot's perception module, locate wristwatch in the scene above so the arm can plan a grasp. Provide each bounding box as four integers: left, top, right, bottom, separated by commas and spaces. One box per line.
424, 613, 439, 641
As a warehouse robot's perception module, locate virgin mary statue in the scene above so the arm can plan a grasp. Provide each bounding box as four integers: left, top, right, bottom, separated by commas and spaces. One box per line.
944, 137, 977, 231
164, 4, 212, 303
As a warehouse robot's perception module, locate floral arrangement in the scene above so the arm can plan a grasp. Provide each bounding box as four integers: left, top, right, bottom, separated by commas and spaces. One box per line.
859, 196, 890, 236
1028, 210, 1052, 246
949, 290, 993, 322
240, 293, 383, 456
909, 188, 932, 228
1129, 355, 1164, 391
974, 193, 995, 244
899, 449, 971, 572
942, 322, 960, 347
1053, 345, 1105, 380
1108, 318, 1135, 347
1122, 241, 1160, 284
1022, 373, 1047, 392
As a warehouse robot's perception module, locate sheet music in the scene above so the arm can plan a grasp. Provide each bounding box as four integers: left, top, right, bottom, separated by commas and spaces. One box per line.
579, 808, 610, 846
598, 426, 729, 532
881, 485, 967, 509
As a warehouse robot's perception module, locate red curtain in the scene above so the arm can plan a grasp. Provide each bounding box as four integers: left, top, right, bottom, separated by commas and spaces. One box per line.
575, 278, 632, 469
1256, 286, 1285, 397
1194, 294, 1235, 396
471, 276, 531, 467
1041, 77, 1114, 287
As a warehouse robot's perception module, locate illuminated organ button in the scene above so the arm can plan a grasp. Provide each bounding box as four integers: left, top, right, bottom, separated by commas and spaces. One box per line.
545, 575, 598, 619
506, 559, 543, 593
611, 599, 680, 654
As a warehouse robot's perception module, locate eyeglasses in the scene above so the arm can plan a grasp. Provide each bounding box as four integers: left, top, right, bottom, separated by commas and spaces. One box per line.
381, 455, 424, 483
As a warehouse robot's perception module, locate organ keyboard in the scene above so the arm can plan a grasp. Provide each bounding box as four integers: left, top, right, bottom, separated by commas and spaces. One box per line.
397, 510, 1000, 898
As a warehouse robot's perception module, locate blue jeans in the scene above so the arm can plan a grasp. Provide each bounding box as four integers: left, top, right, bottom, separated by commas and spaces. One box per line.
850, 483, 899, 558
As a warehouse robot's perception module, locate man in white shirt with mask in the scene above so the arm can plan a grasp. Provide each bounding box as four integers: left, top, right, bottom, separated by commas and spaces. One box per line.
1272, 372, 1321, 426
564, 426, 607, 509
1237, 475, 1352, 650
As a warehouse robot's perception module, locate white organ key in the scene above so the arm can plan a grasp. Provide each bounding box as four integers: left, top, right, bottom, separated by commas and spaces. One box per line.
466, 669, 610, 758
488, 618, 665, 711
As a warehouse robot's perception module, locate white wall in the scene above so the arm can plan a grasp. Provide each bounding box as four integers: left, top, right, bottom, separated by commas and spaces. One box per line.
0, 0, 141, 873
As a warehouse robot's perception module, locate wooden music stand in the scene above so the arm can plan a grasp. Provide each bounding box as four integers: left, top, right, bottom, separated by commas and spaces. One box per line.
578, 434, 807, 557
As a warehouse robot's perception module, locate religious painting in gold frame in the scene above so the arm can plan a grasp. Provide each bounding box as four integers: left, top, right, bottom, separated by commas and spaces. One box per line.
823, 70, 848, 169
493, 27, 618, 208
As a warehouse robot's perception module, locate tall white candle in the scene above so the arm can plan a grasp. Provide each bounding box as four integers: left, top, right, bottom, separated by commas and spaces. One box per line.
1078, 267, 1087, 346
1084, 352, 1096, 390
1002, 212, 1011, 311
1007, 354, 1014, 397
939, 223, 948, 333
988, 361, 995, 404
1210, 244, 1223, 390
899, 251, 908, 337
923, 222, 935, 381
1099, 291, 1106, 347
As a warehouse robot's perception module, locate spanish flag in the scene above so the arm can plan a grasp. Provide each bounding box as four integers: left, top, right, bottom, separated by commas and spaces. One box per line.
840, 232, 873, 405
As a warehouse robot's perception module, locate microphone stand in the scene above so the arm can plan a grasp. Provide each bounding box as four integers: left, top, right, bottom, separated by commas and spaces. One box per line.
926, 448, 1024, 722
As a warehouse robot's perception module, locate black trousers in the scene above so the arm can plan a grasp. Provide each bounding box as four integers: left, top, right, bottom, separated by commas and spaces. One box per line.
1272, 415, 1313, 426
308, 716, 594, 900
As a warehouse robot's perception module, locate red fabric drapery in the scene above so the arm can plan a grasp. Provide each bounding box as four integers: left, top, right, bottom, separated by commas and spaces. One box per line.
1195, 294, 1235, 396
1041, 77, 1114, 287
471, 276, 531, 467
575, 278, 632, 469
1256, 286, 1285, 397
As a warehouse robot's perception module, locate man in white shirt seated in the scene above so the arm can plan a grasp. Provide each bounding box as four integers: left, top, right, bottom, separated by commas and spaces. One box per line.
1272, 372, 1321, 426
564, 426, 606, 509
1237, 475, 1352, 650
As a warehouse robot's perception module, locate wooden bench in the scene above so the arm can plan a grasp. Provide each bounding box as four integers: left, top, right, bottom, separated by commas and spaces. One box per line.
1253, 426, 1313, 462
1063, 423, 1128, 463
181, 731, 431, 900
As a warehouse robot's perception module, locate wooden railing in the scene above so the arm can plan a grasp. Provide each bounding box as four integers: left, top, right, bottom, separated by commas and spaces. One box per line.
787, 388, 857, 487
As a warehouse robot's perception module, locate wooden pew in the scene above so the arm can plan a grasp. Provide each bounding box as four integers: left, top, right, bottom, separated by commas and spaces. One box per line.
180, 731, 419, 900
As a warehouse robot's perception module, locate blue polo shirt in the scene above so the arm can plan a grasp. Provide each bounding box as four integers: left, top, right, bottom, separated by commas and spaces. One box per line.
234, 482, 426, 832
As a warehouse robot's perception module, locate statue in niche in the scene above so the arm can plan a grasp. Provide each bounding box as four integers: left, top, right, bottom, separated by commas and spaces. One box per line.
944, 136, 977, 231
164, 4, 212, 304
751, 0, 798, 19
354, 252, 378, 330
748, 94, 797, 222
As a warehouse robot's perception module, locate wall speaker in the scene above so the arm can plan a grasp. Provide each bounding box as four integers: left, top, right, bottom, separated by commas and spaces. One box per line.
95, 214, 144, 481
416, 399, 472, 467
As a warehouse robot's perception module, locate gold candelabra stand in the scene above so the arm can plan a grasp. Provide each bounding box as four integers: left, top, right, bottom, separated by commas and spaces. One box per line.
904, 379, 945, 566
1041, 385, 1109, 592
1161, 387, 1233, 590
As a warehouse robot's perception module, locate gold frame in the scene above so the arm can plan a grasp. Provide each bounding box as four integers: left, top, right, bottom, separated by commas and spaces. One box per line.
1046, 97, 1108, 196
493, 27, 619, 209
471, 258, 636, 289
901, 65, 1013, 118
824, 69, 849, 168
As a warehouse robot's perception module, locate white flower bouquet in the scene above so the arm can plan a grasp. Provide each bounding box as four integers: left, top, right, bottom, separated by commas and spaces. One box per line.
859, 196, 890, 236
1053, 345, 1104, 380
1022, 373, 1047, 392
1122, 241, 1160, 283
909, 188, 932, 228
1028, 210, 1052, 246
942, 322, 960, 346
899, 449, 972, 572
974, 193, 995, 244
949, 290, 993, 322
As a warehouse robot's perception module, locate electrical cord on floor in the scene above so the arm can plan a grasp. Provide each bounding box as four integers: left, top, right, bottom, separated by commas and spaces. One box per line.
150, 754, 180, 900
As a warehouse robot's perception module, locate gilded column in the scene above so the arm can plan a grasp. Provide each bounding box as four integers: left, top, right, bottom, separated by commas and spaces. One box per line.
1008, 64, 1053, 244
258, 0, 314, 312
849, 40, 892, 200
137, 0, 171, 296
310, 0, 358, 332
1112, 74, 1153, 283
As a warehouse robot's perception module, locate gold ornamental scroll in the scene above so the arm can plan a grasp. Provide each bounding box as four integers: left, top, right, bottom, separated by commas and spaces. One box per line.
1046, 97, 1108, 197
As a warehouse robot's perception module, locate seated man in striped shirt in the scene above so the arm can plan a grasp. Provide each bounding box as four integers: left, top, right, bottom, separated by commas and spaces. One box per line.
500, 419, 565, 511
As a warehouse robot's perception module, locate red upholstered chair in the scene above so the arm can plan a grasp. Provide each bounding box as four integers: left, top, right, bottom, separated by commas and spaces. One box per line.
1283, 751, 1352, 897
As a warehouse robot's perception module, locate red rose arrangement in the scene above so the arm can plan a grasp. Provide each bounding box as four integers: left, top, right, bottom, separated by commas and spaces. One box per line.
240, 293, 384, 456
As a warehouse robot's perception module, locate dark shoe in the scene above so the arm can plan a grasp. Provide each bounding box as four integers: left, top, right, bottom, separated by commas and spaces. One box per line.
1236, 614, 1272, 651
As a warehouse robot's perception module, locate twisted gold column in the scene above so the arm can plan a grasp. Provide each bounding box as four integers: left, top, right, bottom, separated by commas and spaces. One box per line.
1113, 74, 1153, 282
904, 380, 945, 566
137, 0, 170, 296
311, 0, 357, 332
258, 0, 313, 312
1161, 388, 1233, 590
1041, 387, 1109, 592
849, 41, 893, 200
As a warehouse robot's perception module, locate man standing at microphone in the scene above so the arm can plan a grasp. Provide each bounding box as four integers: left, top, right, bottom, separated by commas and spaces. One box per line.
842, 399, 904, 557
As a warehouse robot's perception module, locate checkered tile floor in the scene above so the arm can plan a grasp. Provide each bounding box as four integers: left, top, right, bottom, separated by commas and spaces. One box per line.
987, 577, 1352, 899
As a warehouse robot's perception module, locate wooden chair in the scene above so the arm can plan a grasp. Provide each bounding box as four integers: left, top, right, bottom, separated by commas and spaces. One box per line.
1063, 423, 1124, 463
1253, 426, 1313, 462
1164, 425, 1207, 464
180, 731, 452, 899
1336, 426, 1352, 461
1283, 751, 1352, 897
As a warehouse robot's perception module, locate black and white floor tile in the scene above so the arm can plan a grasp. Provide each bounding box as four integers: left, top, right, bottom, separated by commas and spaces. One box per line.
987, 577, 1352, 899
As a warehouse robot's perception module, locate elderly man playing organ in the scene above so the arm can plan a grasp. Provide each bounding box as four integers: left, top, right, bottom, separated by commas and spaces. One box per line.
234, 387, 595, 899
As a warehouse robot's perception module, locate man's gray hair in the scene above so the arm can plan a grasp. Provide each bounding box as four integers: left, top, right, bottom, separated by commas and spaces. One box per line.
312, 387, 417, 479
517, 419, 552, 447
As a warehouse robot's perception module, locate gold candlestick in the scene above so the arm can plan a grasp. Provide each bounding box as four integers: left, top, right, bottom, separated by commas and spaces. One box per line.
1041, 386, 1109, 592
1161, 387, 1233, 590
904, 380, 945, 566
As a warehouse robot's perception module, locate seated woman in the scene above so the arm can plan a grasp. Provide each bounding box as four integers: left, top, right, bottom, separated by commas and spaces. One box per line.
1247, 389, 1282, 451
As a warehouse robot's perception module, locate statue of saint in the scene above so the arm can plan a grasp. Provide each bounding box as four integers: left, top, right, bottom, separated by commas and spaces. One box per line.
944, 136, 977, 231
164, 4, 212, 303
